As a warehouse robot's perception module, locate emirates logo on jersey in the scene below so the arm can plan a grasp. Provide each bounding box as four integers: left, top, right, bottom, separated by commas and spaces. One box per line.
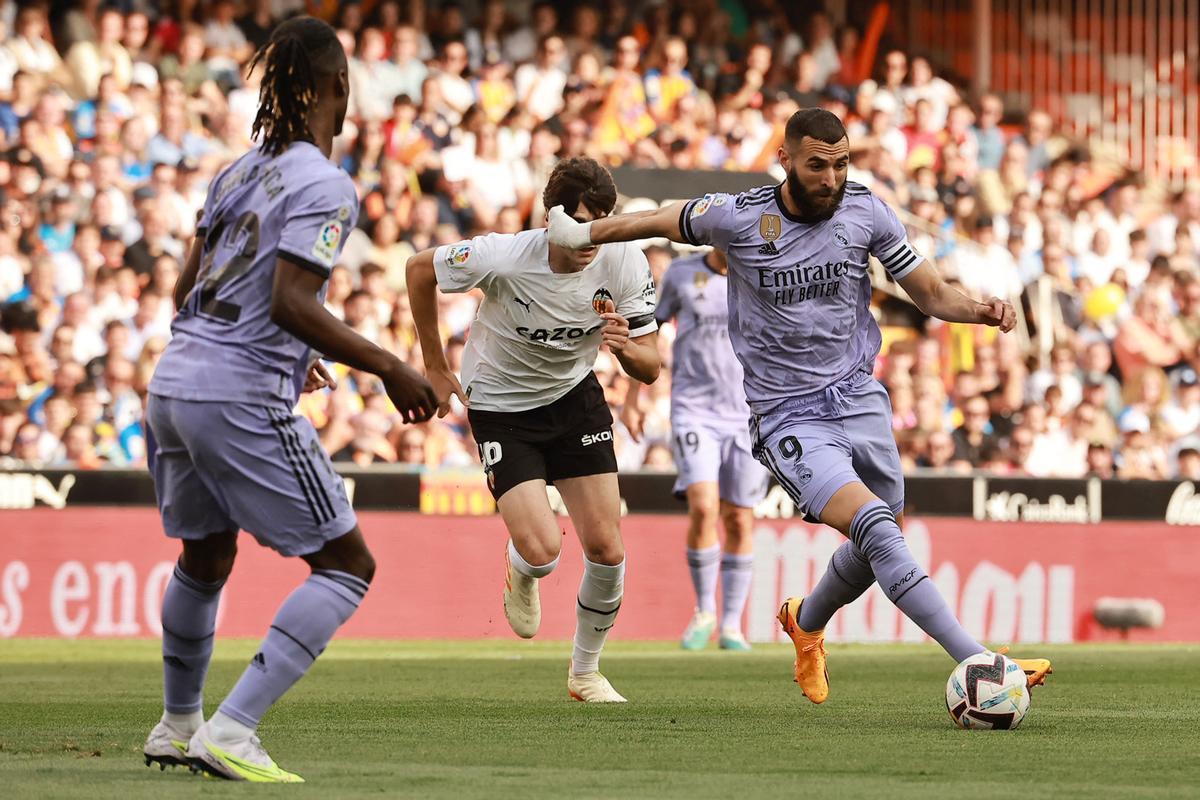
591, 287, 614, 314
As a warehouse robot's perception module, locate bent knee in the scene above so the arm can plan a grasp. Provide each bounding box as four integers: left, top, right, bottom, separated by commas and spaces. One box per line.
584, 540, 625, 566
308, 536, 377, 584
513, 536, 562, 568
181, 532, 238, 583
688, 486, 720, 518
355, 550, 377, 584
722, 525, 753, 552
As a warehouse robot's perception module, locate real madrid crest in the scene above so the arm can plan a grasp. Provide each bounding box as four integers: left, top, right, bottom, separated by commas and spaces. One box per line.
832, 222, 849, 248
759, 213, 782, 242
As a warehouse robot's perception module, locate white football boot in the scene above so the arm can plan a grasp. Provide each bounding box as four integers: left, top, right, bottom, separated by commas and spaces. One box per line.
143, 714, 198, 770
567, 662, 628, 703
503, 548, 541, 638
186, 718, 304, 783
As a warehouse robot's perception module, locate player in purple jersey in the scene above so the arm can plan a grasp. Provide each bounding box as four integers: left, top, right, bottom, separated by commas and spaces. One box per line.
141, 17, 435, 782
548, 108, 1052, 703
623, 249, 769, 651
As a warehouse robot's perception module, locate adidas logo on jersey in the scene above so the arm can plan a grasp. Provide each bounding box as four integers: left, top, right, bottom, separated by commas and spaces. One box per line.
758, 241, 779, 256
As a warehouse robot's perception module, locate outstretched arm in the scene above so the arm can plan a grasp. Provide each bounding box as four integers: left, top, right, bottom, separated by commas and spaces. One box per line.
271, 257, 437, 422
897, 260, 1016, 331
406, 248, 469, 418
548, 202, 689, 248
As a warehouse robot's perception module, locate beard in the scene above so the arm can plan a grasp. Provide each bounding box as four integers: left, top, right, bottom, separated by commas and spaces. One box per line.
786, 168, 846, 222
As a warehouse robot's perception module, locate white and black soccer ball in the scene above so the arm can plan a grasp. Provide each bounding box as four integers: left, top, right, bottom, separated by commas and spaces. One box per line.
945, 652, 1031, 730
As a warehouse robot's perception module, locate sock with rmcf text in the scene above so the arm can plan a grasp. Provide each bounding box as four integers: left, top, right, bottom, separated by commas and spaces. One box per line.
851, 501, 984, 662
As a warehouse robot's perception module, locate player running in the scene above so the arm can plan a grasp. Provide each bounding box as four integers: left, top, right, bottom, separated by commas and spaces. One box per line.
622, 248, 769, 651
407, 157, 660, 703
141, 17, 436, 781
548, 108, 1052, 703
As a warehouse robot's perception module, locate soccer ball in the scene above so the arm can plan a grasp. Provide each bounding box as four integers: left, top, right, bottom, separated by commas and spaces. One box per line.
945, 652, 1031, 730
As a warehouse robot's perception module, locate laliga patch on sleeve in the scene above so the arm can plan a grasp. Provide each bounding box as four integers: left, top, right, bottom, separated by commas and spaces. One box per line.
689, 195, 715, 219
311, 218, 343, 266
445, 243, 472, 268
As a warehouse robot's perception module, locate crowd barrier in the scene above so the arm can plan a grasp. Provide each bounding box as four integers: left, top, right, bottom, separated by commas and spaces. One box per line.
3, 466, 1200, 523
2, 505, 1197, 643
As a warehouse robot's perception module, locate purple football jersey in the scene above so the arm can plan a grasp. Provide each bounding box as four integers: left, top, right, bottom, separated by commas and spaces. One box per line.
150, 142, 358, 405
656, 253, 750, 423
678, 183, 921, 414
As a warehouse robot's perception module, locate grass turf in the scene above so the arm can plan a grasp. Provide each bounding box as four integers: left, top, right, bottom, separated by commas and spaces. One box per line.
0, 640, 1194, 799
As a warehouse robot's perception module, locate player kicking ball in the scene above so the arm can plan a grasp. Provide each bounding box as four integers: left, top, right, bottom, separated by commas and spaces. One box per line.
141, 17, 436, 781
622, 248, 769, 651
407, 158, 660, 702
549, 108, 1052, 703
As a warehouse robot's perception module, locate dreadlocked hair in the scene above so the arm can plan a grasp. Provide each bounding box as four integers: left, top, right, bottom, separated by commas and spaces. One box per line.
247, 16, 342, 157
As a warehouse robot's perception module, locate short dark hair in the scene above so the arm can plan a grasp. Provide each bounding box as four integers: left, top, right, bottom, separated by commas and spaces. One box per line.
784, 108, 847, 147
542, 157, 617, 217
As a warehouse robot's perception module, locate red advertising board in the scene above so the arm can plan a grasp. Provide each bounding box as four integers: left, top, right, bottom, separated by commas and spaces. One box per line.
1, 509, 1197, 642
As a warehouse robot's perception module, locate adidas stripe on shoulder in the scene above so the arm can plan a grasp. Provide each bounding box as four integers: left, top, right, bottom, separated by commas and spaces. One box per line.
735, 186, 776, 208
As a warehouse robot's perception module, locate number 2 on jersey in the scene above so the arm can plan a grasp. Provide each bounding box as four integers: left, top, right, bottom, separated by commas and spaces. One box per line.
192, 211, 261, 323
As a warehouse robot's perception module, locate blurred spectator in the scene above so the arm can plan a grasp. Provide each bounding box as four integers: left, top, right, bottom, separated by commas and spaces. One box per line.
1114, 293, 1187, 382
1177, 447, 1200, 481
515, 34, 567, 122
396, 427, 427, 466
950, 394, 996, 467
644, 37, 696, 124
973, 94, 1005, 171
642, 441, 675, 472
7, 7, 70, 92
1085, 441, 1115, 479
595, 36, 654, 158
332, 409, 397, 466
64, 8, 131, 100
1162, 369, 1200, 439
917, 430, 959, 471
1147, 187, 1200, 259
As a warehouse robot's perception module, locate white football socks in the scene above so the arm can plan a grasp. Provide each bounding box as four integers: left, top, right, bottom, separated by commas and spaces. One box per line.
163, 709, 203, 731
571, 557, 624, 675
507, 539, 560, 578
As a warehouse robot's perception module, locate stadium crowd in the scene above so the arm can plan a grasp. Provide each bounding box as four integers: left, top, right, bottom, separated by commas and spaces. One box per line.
1, 0, 1198, 481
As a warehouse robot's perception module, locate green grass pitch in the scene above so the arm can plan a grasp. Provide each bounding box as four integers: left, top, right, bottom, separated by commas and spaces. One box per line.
1, 640, 1195, 799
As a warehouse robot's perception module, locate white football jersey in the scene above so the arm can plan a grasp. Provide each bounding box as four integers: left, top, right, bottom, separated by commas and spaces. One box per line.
434, 229, 658, 412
